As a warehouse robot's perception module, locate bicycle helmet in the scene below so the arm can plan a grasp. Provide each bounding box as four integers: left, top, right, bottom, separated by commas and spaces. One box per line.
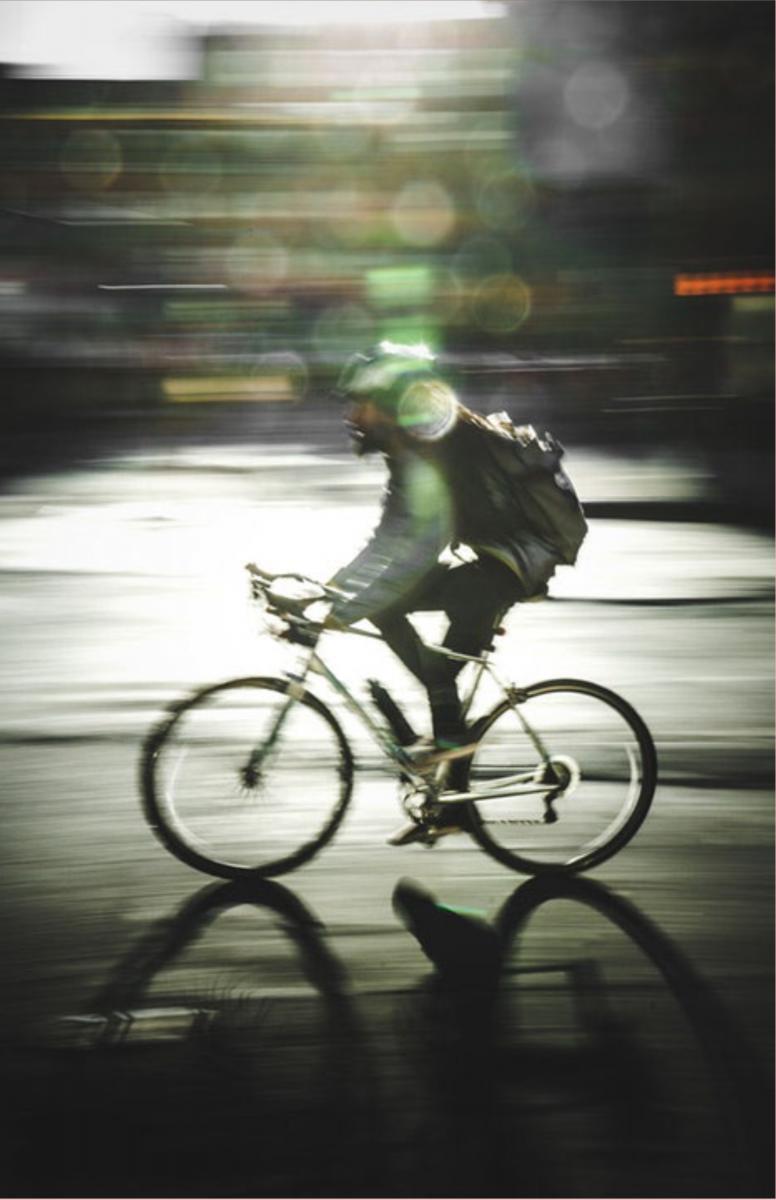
335, 341, 458, 441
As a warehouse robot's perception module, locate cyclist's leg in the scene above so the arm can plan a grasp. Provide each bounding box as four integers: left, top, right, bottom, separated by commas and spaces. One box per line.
442, 540, 564, 659
439, 547, 562, 755
441, 556, 526, 664
371, 564, 449, 687
372, 622, 462, 747
374, 564, 510, 838
371, 566, 505, 771
371, 566, 467, 746
375, 552, 553, 746
432, 558, 525, 748
374, 559, 524, 747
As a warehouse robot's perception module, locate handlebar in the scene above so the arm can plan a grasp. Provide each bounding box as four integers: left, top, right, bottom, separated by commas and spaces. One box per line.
245, 564, 307, 587
244, 563, 491, 658
243, 562, 383, 645
245, 562, 345, 602
244, 563, 336, 646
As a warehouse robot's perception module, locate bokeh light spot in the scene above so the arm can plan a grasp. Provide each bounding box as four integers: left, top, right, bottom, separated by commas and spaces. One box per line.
367, 265, 435, 309
564, 61, 629, 130
60, 129, 123, 193
434, 268, 465, 322
391, 180, 456, 247
328, 185, 375, 247
398, 379, 458, 442
471, 274, 532, 334
253, 350, 309, 401
226, 231, 289, 293
476, 169, 536, 232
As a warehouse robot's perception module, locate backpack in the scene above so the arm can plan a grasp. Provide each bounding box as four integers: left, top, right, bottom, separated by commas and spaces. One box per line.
472, 411, 588, 565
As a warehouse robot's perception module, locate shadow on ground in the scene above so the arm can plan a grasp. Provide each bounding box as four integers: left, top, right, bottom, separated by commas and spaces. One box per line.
4, 874, 773, 1198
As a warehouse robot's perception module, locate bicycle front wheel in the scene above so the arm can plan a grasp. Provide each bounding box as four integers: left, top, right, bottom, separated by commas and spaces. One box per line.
141, 677, 354, 879
462, 679, 657, 874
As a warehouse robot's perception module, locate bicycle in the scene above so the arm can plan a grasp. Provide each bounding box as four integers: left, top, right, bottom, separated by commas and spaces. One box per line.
140, 564, 657, 880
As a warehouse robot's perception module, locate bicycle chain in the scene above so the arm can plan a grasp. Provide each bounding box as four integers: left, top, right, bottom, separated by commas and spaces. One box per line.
483, 817, 547, 826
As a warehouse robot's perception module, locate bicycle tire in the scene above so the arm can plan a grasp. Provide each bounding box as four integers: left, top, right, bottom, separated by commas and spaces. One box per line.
141, 676, 354, 879
460, 678, 657, 874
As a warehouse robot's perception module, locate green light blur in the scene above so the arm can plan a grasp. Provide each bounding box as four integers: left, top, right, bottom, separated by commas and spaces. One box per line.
0, 15, 533, 392
0, 4, 771, 420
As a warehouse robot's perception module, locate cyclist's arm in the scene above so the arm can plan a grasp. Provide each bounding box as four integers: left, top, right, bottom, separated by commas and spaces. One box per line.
329, 456, 453, 626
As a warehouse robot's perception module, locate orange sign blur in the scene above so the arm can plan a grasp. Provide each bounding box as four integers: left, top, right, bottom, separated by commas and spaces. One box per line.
674, 272, 775, 296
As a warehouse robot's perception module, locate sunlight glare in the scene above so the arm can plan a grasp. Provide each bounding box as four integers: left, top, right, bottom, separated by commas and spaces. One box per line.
3, 0, 505, 79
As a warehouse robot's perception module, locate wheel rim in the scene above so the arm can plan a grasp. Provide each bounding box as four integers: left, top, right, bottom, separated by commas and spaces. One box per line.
150, 682, 350, 873
467, 685, 650, 869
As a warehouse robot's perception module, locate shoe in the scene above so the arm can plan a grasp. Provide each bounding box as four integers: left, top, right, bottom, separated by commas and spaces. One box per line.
402, 737, 479, 772
387, 819, 464, 847
367, 679, 418, 746
401, 736, 434, 761
392, 878, 502, 984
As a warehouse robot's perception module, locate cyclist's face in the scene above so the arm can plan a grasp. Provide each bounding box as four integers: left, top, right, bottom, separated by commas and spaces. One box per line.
345, 397, 392, 455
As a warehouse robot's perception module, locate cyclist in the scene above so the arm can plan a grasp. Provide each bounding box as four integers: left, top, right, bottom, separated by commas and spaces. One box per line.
322, 341, 573, 845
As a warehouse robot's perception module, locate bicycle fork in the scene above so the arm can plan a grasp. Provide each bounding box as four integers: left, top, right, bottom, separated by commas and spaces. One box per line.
243, 660, 316, 780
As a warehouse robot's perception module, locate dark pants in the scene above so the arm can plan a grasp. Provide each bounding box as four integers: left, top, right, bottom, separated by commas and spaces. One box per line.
372, 556, 527, 746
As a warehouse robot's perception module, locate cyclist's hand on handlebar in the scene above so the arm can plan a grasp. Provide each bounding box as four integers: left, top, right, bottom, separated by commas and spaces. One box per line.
245, 562, 271, 579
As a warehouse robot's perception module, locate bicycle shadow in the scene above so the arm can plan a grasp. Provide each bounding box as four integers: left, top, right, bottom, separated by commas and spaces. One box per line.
17, 873, 772, 1199
21, 879, 380, 1199
91, 877, 351, 1022
393, 873, 773, 1199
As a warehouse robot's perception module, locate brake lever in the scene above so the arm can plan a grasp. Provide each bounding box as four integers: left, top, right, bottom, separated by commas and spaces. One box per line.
245, 562, 275, 581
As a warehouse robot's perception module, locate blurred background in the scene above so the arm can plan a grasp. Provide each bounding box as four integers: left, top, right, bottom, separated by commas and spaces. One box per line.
0, 0, 772, 514
0, 4, 772, 1197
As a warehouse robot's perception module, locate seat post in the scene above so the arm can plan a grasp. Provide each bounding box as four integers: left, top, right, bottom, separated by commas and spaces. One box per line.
460, 652, 490, 722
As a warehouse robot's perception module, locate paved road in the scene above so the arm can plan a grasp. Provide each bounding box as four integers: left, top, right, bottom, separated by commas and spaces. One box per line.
0, 445, 772, 1197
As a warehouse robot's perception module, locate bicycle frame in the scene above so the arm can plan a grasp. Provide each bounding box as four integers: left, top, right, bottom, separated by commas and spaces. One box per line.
265, 627, 557, 805
246, 566, 559, 805
249, 623, 422, 782
142, 570, 656, 880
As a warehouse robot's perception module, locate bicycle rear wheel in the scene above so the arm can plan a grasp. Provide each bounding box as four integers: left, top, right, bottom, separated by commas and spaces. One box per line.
141, 677, 354, 879
461, 679, 657, 874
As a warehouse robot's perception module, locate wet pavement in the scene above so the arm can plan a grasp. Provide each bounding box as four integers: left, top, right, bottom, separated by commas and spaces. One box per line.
0, 443, 773, 1197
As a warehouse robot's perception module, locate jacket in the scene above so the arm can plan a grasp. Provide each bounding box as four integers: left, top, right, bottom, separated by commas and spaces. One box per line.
330, 410, 562, 625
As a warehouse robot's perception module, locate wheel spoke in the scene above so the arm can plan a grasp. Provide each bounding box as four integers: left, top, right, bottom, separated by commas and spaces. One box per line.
143, 679, 352, 877
464, 681, 655, 873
